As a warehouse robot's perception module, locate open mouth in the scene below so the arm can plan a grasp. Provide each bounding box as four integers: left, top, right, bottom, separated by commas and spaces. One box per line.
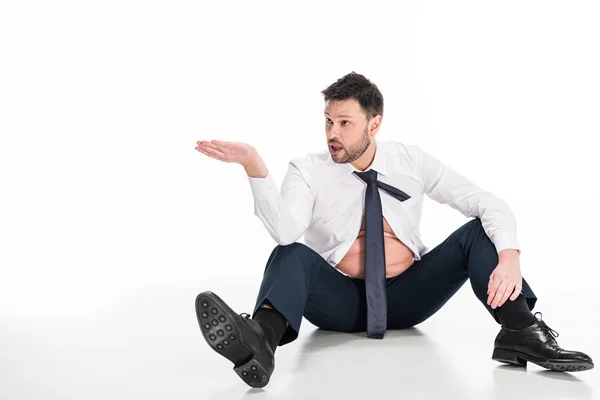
330, 144, 343, 154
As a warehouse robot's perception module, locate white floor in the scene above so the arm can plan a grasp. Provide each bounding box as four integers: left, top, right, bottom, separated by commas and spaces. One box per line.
2, 280, 598, 400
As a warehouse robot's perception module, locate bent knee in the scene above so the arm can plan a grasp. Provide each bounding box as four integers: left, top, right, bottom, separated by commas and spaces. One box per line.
466, 217, 483, 230
264, 242, 323, 273
277, 242, 317, 257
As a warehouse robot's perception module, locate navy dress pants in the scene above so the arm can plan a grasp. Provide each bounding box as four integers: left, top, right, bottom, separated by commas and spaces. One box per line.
251, 218, 538, 346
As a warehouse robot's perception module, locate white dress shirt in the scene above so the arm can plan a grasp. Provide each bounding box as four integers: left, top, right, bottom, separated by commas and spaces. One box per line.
247, 138, 520, 275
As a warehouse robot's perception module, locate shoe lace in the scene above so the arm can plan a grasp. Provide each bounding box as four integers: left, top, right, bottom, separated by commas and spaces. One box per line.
534, 312, 559, 338
240, 313, 251, 319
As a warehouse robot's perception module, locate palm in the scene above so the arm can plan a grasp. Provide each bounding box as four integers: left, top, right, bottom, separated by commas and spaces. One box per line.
195, 140, 255, 166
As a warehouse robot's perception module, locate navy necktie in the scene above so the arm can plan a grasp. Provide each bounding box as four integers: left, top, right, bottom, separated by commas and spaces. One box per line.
353, 169, 412, 339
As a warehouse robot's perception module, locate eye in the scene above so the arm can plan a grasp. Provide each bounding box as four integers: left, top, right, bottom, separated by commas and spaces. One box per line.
325, 118, 349, 126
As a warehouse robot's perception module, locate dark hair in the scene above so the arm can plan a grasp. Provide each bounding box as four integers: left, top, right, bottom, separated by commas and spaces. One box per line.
321, 71, 384, 120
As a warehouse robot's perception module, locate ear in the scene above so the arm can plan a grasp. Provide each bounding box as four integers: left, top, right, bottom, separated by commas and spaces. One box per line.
369, 115, 382, 135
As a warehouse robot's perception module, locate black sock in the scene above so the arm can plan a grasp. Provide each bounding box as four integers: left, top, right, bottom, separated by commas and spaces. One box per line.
253, 306, 288, 351
495, 293, 537, 329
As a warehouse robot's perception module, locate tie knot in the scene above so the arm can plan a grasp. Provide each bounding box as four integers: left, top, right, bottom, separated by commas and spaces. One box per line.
353, 169, 378, 183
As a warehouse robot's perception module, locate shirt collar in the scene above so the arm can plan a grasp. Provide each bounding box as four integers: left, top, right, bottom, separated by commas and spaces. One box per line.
328, 137, 388, 178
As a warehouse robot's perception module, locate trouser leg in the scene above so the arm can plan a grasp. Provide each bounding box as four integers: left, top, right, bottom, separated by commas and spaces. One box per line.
252, 242, 367, 346
385, 217, 537, 328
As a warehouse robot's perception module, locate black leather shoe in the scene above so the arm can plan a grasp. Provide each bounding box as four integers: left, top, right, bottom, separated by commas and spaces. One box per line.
195, 291, 275, 387
492, 312, 594, 372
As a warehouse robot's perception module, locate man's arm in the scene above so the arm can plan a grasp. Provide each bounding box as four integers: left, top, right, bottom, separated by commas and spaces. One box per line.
405, 143, 521, 256
245, 153, 315, 245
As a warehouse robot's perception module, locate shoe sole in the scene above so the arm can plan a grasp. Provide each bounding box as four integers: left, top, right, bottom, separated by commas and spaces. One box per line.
492, 347, 594, 372
195, 291, 272, 387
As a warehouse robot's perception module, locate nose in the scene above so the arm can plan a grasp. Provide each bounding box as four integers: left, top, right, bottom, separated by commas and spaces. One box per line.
327, 125, 340, 137
326, 126, 341, 144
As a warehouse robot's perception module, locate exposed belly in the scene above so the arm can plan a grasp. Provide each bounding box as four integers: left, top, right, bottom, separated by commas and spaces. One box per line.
335, 216, 415, 279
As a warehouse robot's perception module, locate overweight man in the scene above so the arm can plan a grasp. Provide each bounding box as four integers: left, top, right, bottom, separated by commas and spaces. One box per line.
194, 71, 593, 388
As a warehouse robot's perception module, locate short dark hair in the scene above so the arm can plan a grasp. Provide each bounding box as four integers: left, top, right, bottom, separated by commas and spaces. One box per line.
321, 71, 384, 120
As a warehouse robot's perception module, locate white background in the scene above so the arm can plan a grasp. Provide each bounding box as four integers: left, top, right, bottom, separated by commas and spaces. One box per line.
1, 1, 598, 399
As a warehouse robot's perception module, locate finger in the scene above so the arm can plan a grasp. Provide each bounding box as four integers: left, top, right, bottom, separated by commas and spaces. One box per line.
202, 142, 231, 154
497, 282, 515, 308
491, 281, 509, 309
510, 282, 523, 301
211, 139, 230, 148
195, 147, 216, 159
488, 273, 499, 292
487, 277, 501, 305
196, 145, 226, 160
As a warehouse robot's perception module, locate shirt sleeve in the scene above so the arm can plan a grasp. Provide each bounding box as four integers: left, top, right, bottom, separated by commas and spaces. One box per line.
247, 160, 315, 245
405, 144, 521, 255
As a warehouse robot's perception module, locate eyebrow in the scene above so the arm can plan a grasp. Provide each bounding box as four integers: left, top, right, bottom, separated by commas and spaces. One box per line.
324, 112, 354, 118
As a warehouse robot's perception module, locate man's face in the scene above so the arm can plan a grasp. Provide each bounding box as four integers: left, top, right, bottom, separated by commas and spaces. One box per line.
324, 99, 372, 164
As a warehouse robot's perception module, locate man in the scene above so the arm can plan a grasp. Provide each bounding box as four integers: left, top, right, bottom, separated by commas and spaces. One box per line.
194, 71, 593, 388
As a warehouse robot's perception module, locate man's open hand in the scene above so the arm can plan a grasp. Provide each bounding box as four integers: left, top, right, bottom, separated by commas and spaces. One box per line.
487, 251, 522, 309
195, 140, 257, 167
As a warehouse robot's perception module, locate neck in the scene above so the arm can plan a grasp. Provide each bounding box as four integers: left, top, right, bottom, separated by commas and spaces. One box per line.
351, 140, 376, 172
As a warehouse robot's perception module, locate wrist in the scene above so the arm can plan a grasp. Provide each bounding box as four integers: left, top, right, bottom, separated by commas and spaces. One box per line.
243, 155, 268, 178
499, 248, 520, 260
